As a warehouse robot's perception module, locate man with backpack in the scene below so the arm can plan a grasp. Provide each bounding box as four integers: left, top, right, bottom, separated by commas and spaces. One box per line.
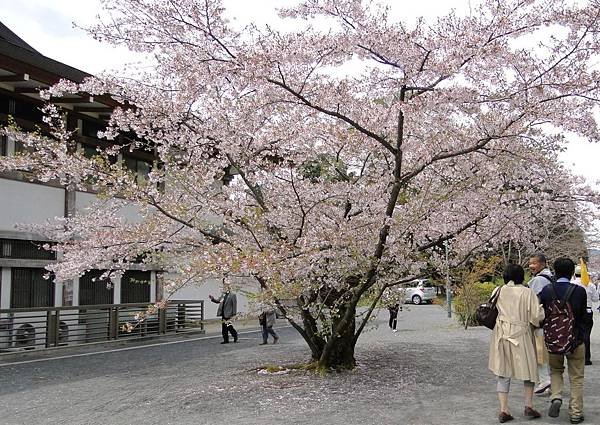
539, 257, 587, 424
528, 253, 554, 394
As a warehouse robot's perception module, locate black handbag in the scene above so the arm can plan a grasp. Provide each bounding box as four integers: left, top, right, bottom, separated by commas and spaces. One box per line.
476, 286, 502, 329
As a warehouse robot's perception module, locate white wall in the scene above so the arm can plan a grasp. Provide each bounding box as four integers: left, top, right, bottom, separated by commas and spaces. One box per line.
0, 179, 65, 231
169, 276, 259, 319
76, 191, 145, 224
0, 268, 10, 309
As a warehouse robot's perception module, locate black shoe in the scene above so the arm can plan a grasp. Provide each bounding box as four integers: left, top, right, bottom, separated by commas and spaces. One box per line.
570, 416, 584, 424
585, 360, 592, 366
233, 335, 238, 343
548, 399, 562, 418
259, 342, 268, 345
524, 406, 541, 419
220, 341, 229, 344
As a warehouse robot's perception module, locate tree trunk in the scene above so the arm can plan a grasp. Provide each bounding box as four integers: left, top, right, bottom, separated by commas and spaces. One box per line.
317, 303, 357, 371
300, 305, 326, 362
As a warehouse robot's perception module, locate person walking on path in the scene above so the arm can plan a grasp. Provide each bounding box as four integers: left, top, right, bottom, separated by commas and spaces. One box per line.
527, 253, 554, 395
259, 308, 279, 345
209, 286, 238, 344
489, 263, 545, 423
539, 257, 588, 424
572, 265, 598, 366
388, 303, 400, 332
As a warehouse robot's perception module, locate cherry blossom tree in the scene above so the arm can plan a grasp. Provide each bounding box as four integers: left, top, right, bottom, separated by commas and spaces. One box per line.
2, 0, 600, 370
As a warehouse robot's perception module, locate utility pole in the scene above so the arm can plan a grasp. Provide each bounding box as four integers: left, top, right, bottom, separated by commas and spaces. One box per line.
445, 240, 452, 318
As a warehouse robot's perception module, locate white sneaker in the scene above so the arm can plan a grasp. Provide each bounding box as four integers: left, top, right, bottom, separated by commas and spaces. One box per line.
534, 382, 550, 395
392, 329, 398, 333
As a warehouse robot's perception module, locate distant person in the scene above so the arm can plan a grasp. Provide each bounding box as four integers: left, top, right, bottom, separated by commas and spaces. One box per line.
209, 286, 238, 344
538, 257, 587, 424
489, 263, 544, 423
388, 303, 400, 332
572, 265, 598, 365
527, 253, 554, 395
258, 308, 279, 345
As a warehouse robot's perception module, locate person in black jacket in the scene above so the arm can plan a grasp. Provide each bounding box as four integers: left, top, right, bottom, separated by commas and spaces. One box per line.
388, 303, 400, 332
538, 257, 587, 424
209, 286, 238, 344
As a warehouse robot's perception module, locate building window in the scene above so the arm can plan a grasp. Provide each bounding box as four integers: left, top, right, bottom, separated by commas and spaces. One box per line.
81, 143, 117, 164
81, 119, 105, 139
14, 99, 42, 122
11, 268, 55, 308
121, 271, 150, 303
82, 144, 100, 159
0, 135, 6, 156
0, 239, 56, 260
0, 92, 11, 115
123, 155, 152, 183
8, 98, 16, 115
79, 270, 114, 305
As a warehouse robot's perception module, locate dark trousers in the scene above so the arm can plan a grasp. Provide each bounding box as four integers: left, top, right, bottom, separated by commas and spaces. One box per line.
261, 323, 278, 343
389, 312, 398, 330
583, 311, 593, 363
221, 319, 237, 342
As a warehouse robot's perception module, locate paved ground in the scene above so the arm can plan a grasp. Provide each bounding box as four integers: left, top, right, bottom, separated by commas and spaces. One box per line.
1, 305, 600, 425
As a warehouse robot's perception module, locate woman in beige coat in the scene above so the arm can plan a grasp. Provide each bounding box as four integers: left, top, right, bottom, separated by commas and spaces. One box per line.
488, 264, 545, 423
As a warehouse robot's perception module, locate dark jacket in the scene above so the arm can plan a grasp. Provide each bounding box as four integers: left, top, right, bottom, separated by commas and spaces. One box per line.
211, 292, 237, 319
538, 279, 587, 347
259, 310, 276, 328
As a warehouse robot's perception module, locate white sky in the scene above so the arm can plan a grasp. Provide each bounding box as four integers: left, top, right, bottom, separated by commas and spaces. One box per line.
1, 0, 599, 188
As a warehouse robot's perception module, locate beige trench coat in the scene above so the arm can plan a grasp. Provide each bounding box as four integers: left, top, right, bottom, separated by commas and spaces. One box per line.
488, 281, 545, 382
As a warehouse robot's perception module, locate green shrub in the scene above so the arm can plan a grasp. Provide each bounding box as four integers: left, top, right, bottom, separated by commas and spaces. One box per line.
454, 282, 499, 328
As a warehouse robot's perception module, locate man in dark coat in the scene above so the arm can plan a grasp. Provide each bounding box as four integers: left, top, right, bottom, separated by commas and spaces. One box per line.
209, 288, 238, 344
538, 257, 587, 424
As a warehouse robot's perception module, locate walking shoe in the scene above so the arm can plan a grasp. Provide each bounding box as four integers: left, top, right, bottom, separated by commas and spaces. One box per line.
548, 399, 562, 418
534, 382, 551, 394
220, 341, 229, 344
392, 329, 398, 333
259, 342, 268, 345
498, 412, 514, 423
570, 416, 584, 424
233, 335, 238, 343
273, 337, 279, 344
585, 360, 592, 366
524, 406, 541, 419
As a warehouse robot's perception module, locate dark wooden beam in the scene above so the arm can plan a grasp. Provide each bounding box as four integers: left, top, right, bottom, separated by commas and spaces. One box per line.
14, 86, 47, 94
50, 96, 93, 104
73, 106, 112, 113
0, 54, 70, 86
0, 73, 29, 82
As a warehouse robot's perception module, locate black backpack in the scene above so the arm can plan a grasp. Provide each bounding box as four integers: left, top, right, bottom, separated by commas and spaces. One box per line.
543, 283, 577, 355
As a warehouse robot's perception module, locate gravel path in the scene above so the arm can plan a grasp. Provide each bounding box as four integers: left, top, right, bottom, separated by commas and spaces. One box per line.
1, 305, 600, 425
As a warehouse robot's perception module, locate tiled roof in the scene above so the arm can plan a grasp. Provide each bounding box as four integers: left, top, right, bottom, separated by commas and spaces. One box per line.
0, 20, 91, 83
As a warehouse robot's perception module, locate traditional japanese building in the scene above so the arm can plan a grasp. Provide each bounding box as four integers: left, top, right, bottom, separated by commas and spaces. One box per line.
0, 21, 165, 313
0, 22, 252, 354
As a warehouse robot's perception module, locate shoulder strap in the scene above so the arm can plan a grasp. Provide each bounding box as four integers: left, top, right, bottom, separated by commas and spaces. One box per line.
548, 283, 559, 301
490, 286, 502, 305
563, 284, 576, 303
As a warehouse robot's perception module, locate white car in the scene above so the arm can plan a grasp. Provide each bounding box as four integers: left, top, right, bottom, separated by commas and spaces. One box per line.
402, 279, 437, 305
